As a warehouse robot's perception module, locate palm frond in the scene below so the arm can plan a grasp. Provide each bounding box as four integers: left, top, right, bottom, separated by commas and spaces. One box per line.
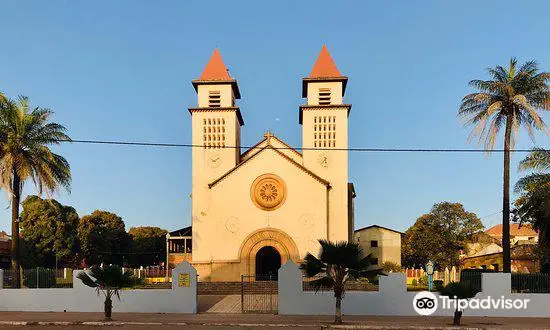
77, 271, 99, 288
0, 96, 71, 197
301, 253, 325, 277
519, 148, 550, 172
76, 265, 136, 301
439, 282, 478, 299
459, 58, 549, 151
309, 276, 334, 293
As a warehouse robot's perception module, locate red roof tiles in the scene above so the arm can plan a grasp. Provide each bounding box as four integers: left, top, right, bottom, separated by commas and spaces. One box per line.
309, 45, 342, 78
486, 223, 538, 237
199, 48, 231, 81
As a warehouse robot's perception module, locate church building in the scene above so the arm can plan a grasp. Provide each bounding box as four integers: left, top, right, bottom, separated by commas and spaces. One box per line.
180, 46, 355, 281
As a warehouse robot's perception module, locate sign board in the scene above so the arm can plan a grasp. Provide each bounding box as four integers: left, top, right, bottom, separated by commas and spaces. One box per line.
178, 273, 190, 287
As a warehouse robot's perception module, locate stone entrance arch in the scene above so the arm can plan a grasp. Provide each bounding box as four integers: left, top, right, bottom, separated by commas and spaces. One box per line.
238, 228, 300, 276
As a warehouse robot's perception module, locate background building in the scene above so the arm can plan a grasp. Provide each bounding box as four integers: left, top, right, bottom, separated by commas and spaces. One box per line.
485, 223, 538, 245
0, 231, 10, 269
354, 225, 402, 267
462, 224, 539, 272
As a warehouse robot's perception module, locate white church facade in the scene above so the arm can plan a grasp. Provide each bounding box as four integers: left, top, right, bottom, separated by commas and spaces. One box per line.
173, 46, 355, 281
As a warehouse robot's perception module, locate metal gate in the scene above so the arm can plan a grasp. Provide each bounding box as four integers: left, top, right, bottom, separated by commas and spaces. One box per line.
241, 274, 278, 313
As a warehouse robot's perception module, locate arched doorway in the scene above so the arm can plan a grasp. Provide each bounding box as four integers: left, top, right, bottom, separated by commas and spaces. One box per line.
238, 228, 300, 277
255, 246, 281, 280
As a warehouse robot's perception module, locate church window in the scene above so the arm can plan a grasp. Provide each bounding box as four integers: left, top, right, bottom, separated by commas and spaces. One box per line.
314, 115, 336, 148
209, 91, 221, 107
203, 117, 226, 148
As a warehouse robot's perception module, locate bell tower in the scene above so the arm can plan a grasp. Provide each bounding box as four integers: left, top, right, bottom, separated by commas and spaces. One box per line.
189, 49, 244, 265
189, 49, 243, 183
301, 45, 352, 242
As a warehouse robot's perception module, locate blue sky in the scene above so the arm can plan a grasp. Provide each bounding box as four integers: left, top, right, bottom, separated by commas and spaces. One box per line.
0, 0, 549, 234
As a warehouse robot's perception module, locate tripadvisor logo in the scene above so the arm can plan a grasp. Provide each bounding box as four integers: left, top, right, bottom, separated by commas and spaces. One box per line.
413, 291, 530, 316
413, 291, 438, 316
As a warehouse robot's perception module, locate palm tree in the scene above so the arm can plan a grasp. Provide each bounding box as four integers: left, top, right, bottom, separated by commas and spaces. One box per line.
77, 266, 136, 321
514, 148, 550, 269
459, 58, 549, 272
439, 282, 478, 326
515, 148, 550, 192
0, 95, 71, 287
300, 239, 383, 324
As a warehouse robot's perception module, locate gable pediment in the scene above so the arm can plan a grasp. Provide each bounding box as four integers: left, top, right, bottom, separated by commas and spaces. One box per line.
240, 134, 302, 164
209, 145, 329, 189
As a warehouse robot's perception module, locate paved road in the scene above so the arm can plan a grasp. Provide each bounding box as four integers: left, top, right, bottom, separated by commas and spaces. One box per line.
0, 327, 320, 330
1, 312, 549, 329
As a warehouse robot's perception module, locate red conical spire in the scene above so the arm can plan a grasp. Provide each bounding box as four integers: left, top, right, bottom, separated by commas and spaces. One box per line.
199, 48, 231, 81
309, 45, 342, 78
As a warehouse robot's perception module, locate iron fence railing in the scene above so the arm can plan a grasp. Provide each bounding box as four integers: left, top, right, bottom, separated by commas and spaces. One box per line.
460, 269, 550, 294
241, 274, 278, 313
122, 267, 172, 280
2, 268, 72, 289
302, 275, 378, 292
459, 269, 497, 292
512, 273, 550, 293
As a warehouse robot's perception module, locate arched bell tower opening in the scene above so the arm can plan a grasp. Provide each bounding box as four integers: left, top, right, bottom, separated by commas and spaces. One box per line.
255, 246, 281, 280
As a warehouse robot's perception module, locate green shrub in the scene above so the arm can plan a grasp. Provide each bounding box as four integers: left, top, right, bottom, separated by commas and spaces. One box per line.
433, 280, 444, 291
418, 275, 428, 286
411, 278, 418, 286
381, 261, 401, 273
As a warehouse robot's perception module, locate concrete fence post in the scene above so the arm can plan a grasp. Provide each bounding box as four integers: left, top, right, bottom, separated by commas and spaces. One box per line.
278, 261, 303, 315
451, 266, 457, 282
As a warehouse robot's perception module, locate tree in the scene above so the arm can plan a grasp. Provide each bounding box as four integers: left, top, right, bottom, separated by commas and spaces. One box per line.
77, 266, 136, 321
514, 148, 550, 268
0, 95, 71, 287
127, 226, 168, 267
402, 202, 483, 269
439, 282, 479, 325
300, 239, 383, 324
459, 58, 549, 272
78, 211, 129, 266
381, 261, 401, 273
20, 195, 80, 268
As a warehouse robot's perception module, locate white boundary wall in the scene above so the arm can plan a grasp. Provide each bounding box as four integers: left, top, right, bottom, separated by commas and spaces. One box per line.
0, 262, 197, 314
278, 261, 550, 317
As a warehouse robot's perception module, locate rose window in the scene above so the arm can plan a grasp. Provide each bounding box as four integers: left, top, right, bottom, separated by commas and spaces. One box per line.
251, 174, 286, 210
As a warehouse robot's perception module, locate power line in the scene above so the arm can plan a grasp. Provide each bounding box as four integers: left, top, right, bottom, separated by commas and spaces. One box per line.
64, 139, 546, 153
479, 210, 502, 220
